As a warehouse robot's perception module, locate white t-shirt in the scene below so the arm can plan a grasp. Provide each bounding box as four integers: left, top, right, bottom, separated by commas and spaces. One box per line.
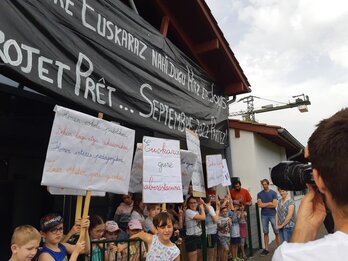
131, 210, 145, 224
185, 209, 202, 236
144, 217, 154, 233
146, 235, 180, 261
205, 205, 217, 235
272, 231, 348, 261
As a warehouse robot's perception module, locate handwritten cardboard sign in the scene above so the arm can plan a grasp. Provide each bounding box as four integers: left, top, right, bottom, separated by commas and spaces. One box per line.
206, 154, 223, 188
216, 184, 229, 199
128, 143, 143, 193
185, 129, 206, 196
47, 187, 105, 196
41, 106, 135, 194
222, 159, 232, 186
128, 146, 197, 195
181, 150, 197, 195
142, 136, 183, 203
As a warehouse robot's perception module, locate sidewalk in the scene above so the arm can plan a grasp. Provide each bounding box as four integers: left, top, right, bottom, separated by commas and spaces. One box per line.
251, 224, 328, 261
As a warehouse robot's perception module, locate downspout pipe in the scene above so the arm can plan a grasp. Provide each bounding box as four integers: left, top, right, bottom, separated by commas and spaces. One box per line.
227, 95, 237, 105
287, 148, 304, 160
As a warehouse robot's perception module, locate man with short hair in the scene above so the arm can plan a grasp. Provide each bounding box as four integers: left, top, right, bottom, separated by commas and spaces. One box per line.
257, 178, 280, 256
230, 180, 252, 206
273, 108, 348, 261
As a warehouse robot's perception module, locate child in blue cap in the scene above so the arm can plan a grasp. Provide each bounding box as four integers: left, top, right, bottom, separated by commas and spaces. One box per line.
38, 213, 90, 261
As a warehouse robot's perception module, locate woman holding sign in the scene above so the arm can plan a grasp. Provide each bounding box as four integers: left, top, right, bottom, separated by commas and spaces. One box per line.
185, 196, 206, 261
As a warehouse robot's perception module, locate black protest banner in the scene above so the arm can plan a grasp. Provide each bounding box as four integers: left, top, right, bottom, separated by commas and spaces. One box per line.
0, 0, 228, 149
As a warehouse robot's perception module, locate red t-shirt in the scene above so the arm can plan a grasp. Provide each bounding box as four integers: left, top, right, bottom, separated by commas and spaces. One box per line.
230, 188, 252, 205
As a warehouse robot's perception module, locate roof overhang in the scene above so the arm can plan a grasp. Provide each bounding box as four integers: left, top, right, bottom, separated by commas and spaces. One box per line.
120, 0, 251, 96
229, 119, 305, 161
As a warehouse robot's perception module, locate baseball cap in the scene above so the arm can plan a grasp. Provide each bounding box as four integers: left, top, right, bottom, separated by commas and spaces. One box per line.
105, 221, 120, 232
128, 219, 142, 230
40, 213, 63, 232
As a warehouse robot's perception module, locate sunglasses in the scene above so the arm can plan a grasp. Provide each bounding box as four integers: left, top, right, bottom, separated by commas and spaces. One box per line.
48, 226, 64, 234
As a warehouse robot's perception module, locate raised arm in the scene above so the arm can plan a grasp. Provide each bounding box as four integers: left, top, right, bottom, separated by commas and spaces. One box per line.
291, 186, 326, 243
61, 219, 81, 243
193, 198, 206, 221
130, 231, 153, 248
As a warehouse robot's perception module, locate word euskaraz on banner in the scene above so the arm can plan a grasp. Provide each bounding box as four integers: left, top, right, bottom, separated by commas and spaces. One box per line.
0, 0, 228, 146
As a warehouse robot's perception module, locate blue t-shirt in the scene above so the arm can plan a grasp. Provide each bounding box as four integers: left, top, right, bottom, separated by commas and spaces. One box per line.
257, 189, 277, 216
39, 243, 68, 261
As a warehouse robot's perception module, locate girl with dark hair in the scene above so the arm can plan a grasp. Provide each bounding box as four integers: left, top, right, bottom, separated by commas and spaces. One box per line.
130, 193, 146, 227
88, 214, 106, 261
184, 196, 206, 261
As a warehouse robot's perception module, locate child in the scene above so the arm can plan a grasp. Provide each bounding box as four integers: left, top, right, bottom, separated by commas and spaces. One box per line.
38, 213, 89, 261
89, 214, 107, 261
114, 193, 134, 231
104, 220, 128, 241
104, 220, 128, 261
130, 212, 180, 260
239, 204, 248, 260
185, 196, 206, 261
217, 206, 231, 261
144, 204, 161, 234
116, 219, 147, 261
130, 194, 146, 228
9, 225, 41, 261
230, 201, 243, 261
204, 196, 220, 261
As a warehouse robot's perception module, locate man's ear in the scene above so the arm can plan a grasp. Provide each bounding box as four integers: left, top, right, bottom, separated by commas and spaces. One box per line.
313, 169, 327, 193
304, 146, 309, 159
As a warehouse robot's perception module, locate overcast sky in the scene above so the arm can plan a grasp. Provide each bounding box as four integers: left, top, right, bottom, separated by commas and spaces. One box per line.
206, 0, 348, 145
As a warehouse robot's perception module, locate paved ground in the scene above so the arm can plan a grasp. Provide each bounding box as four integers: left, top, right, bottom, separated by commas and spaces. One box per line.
248, 224, 328, 261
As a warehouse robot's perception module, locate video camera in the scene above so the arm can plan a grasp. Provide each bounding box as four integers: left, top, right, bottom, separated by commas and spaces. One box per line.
271, 161, 314, 191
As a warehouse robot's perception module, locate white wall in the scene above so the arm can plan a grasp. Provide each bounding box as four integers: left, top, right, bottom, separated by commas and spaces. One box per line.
229, 129, 257, 198
229, 130, 287, 200
229, 129, 289, 247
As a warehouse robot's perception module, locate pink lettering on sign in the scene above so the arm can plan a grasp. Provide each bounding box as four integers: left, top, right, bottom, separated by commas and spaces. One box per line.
75, 130, 98, 144
144, 176, 181, 191
103, 139, 129, 152
144, 140, 180, 156
56, 126, 73, 137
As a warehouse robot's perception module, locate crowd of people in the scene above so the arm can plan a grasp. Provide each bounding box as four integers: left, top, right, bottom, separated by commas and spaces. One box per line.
9, 110, 347, 261
8, 184, 256, 261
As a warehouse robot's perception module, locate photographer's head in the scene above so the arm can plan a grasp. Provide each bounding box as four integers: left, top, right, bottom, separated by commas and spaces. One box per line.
308, 108, 348, 208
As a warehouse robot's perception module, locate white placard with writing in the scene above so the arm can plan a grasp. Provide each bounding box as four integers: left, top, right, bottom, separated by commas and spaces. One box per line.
41, 106, 135, 194
142, 136, 183, 203
216, 183, 229, 199
181, 150, 197, 195
206, 154, 223, 188
47, 187, 105, 196
128, 143, 143, 193
222, 159, 232, 186
185, 129, 206, 194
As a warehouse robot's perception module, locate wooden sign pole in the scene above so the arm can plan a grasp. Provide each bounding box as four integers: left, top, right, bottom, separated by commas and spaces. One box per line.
75, 195, 83, 221
79, 112, 104, 241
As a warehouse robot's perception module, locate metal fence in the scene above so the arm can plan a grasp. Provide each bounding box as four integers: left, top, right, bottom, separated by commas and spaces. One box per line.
87, 238, 144, 261
86, 205, 262, 261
